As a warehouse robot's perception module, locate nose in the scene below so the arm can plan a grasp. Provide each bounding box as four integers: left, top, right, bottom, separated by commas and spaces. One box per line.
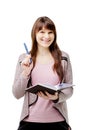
44, 33, 49, 38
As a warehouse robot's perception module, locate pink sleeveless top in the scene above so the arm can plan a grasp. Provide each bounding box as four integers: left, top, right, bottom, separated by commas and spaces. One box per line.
24, 61, 64, 122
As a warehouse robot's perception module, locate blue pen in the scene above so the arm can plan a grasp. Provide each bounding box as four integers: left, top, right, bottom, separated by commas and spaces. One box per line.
24, 43, 29, 54
23, 43, 32, 63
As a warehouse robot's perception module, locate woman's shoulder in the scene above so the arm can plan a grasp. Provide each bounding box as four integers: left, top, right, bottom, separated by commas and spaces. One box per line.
18, 53, 26, 63
61, 50, 69, 57
19, 53, 26, 58
61, 51, 70, 62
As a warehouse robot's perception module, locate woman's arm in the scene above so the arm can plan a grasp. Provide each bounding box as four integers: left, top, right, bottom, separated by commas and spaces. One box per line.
12, 54, 33, 99
57, 52, 74, 103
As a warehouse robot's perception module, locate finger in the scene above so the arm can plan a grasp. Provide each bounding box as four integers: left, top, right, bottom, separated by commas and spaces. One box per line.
55, 92, 58, 96
45, 91, 53, 96
21, 61, 29, 67
25, 55, 32, 64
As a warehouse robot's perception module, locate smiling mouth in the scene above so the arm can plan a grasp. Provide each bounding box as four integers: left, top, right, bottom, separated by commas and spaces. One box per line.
41, 38, 50, 42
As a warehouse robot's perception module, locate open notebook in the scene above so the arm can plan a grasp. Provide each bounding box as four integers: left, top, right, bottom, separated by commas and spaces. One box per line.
25, 83, 74, 95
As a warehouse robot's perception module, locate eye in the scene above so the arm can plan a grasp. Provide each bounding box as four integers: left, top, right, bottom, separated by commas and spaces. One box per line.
48, 31, 53, 34
39, 31, 44, 33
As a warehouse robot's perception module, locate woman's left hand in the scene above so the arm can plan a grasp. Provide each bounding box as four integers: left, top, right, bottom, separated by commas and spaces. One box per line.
37, 91, 59, 100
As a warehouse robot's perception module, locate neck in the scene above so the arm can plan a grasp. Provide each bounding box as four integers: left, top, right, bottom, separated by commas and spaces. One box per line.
36, 47, 54, 64
37, 47, 50, 56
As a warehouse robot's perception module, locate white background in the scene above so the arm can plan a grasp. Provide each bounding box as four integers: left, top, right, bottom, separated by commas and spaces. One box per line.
0, 0, 87, 129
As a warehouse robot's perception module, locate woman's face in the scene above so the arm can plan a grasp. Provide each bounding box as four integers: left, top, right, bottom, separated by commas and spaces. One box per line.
36, 27, 55, 48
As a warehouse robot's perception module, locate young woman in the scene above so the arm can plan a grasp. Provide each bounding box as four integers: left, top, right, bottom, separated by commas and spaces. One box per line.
12, 16, 73, 130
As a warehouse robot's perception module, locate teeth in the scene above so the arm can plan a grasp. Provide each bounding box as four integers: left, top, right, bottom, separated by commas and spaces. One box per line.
42, 38, 49, 42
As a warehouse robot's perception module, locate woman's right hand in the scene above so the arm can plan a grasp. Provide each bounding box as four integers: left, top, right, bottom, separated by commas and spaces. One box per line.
21, 54, 33, 78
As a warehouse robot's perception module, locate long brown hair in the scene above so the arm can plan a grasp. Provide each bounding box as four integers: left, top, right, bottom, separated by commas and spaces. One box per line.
30, 16, 63, 82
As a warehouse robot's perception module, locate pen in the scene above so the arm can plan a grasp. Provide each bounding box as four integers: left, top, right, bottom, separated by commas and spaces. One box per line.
23, 43, 32, 63
24, 43, 29, 54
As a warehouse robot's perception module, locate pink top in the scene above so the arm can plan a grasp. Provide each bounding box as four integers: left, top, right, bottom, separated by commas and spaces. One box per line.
24, 61, 64, 122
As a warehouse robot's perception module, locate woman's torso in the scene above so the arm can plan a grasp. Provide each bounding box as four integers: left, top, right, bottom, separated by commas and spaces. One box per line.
24, 60, 64, 122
